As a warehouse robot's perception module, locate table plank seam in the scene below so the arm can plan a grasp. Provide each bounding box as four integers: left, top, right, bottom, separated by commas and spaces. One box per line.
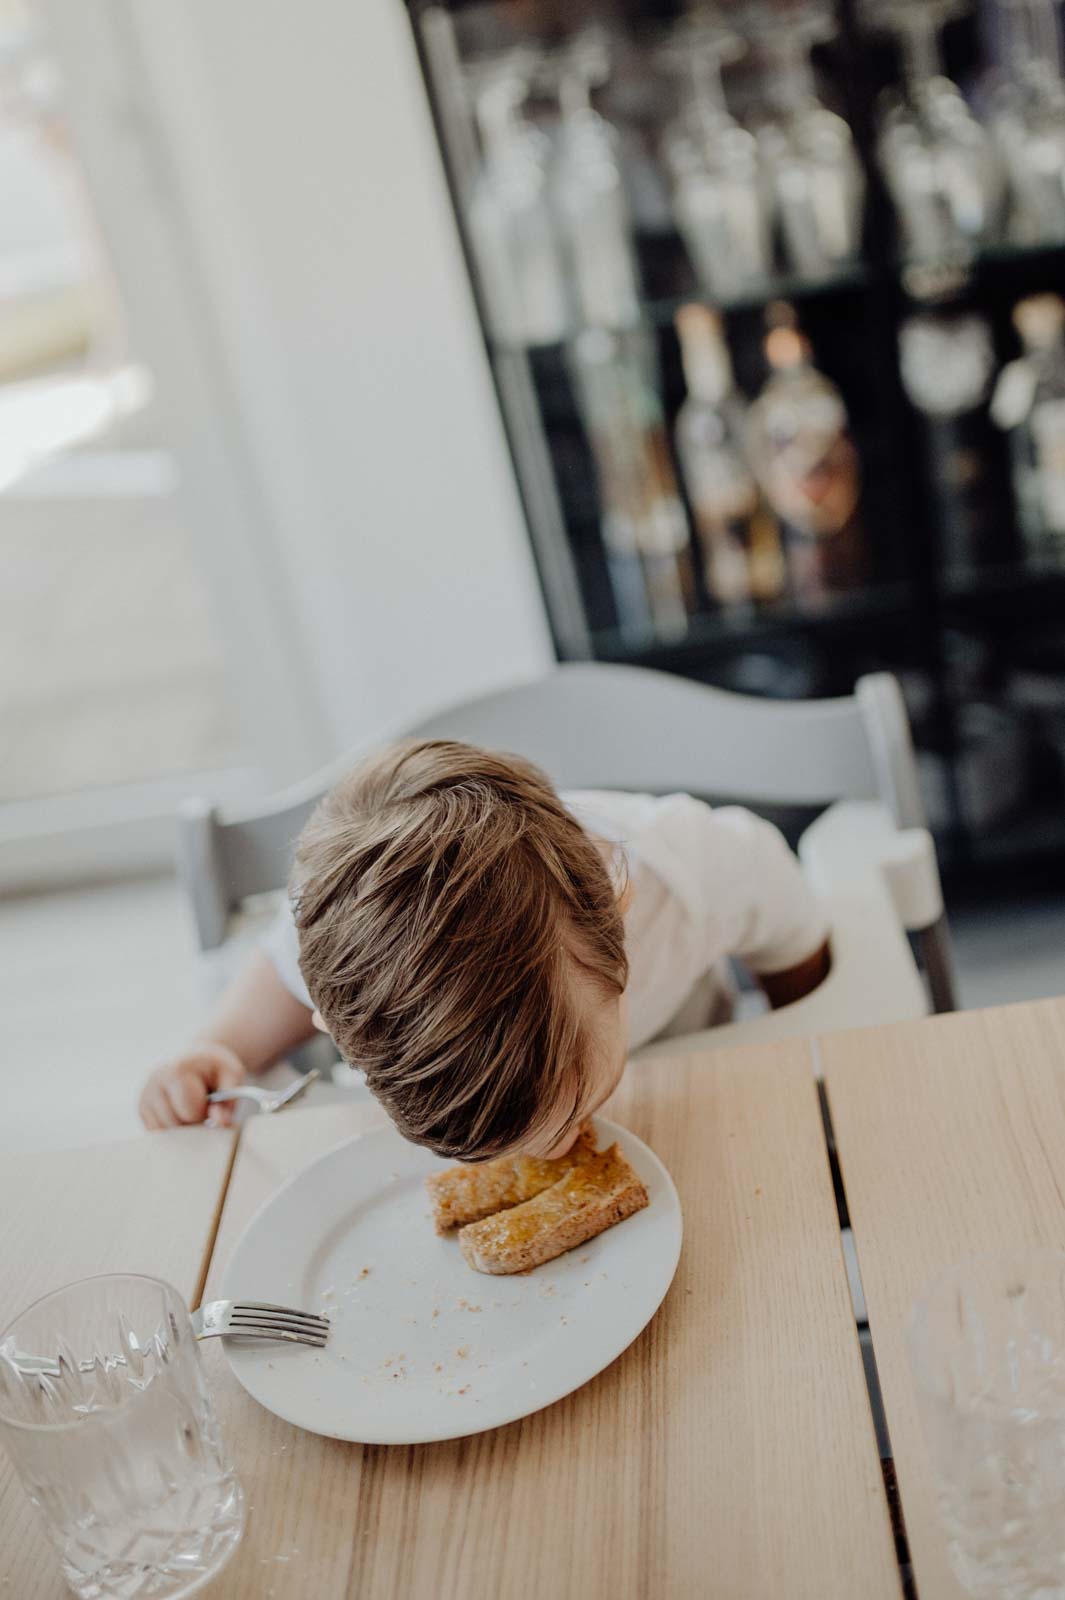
813, 1047, 917, 1600
190, 1127, 242, 1312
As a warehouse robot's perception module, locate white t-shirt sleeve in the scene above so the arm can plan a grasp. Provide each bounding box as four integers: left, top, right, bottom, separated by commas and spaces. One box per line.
633, 795, 829, 976
263, 901, 313, 1010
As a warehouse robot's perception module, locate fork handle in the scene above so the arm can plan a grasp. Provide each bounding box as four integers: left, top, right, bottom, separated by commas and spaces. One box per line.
206, 1086, 269, 1105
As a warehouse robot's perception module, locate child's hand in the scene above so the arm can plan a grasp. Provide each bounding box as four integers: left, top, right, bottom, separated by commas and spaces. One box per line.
139, 1044, 247, 1130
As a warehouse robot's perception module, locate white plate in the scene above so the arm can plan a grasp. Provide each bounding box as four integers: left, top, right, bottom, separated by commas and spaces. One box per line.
220, 1116, 682, 1444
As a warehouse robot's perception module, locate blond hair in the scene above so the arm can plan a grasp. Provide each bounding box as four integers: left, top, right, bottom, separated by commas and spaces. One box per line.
292, 740, 627, 1159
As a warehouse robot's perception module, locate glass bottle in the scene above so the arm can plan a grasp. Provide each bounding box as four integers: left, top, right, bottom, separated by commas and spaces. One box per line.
569, 326, 696, 639
898, 311, 1014, 572
747, 309, 865, 600
466, 52, 572, 346
994, 294, 1065, 558
673, 303, 784, 607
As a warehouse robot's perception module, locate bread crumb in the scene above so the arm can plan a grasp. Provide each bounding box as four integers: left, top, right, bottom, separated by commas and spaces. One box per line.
358, 1267, 371, 1279
431, 1308, 439, 1320
455, 1346, 469, 1359
456, 1384, 470, 1395
434, 1363, 443, 1372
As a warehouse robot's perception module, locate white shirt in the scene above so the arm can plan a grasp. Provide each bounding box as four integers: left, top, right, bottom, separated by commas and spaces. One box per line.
265, 791, 828, 1052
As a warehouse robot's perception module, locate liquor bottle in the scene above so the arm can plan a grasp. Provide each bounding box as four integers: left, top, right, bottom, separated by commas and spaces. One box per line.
673, 304, 784, 606
992, 293, 1065, 559
569, 326, 697, 639
746, 308, 865, 600
899, 311, 1015, 572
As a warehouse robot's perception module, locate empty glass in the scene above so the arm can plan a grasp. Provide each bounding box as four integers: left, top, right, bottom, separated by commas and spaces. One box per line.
988, 0, 1065, 246
465, 49, 573, 346
907, 1253, 1065, 1600
869, 0, 1004, 263
547, 29, 643, 332
747, 3, 866, 280
0, 1274, 244, 1600
658, 16, 772, 301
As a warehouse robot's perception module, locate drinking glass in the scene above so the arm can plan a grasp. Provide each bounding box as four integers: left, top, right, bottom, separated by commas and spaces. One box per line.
988, 0, 1065, 245
745, 2, 866, 280
907, 1253, 1065, 1600
868, 0, 1004, 263
658, 15, 772, 301
0, 1274, 244, 1600
546, 28, 643, 332
465, 48, 573, 346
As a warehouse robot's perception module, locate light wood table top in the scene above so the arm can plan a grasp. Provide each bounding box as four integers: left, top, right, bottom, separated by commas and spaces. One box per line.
822, 997, 1065, 1600
197, 1040, 899, 1600
0, 1128, 237, 1599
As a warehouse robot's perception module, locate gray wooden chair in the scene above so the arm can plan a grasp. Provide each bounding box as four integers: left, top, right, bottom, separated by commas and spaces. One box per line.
177, 662, 956, 1033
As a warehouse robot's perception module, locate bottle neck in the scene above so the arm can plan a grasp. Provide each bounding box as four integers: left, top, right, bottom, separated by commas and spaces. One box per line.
679, 329, 734, 406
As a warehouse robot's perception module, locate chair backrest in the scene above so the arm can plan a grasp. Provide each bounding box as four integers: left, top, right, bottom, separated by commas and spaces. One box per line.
178, 662, 926, 949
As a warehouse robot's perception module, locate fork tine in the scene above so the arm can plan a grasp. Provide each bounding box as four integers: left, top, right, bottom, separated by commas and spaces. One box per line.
230, 1299, 329, 1324
231, 1300, 330, 1324
229, 1313, 330, 1339
225, 1325, 328, 1346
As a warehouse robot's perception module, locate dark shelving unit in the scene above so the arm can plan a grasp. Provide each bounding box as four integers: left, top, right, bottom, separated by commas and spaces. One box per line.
406, 0, 1065, 888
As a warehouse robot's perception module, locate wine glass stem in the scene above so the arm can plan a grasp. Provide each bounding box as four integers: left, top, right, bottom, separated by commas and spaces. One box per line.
901, 13, 942, 89
689, 50, 728, 121
559, 70, 592, 119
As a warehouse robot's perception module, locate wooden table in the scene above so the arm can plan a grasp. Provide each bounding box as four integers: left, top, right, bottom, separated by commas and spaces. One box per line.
822, 996, 1065, 1600
1, 1039, 900, 1600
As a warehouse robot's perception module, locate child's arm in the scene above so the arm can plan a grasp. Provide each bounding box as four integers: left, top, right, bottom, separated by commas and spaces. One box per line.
139, 950, 317, 1130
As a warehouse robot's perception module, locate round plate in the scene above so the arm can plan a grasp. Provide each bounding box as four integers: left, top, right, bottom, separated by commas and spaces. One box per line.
220, 1116, 682, 1444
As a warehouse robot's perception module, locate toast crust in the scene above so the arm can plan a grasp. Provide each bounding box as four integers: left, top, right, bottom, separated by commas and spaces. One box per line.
457, 1144, 649, 1275
425, 1122, 597, 1234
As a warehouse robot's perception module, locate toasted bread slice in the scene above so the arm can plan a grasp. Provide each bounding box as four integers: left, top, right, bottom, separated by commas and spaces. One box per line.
458, 1144, 649, 1275
425, 1122, 598, 1235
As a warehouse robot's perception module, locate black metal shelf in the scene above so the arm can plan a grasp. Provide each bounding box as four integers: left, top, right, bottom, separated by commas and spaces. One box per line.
407, 0, 1065, 884
590, 582, 916, 669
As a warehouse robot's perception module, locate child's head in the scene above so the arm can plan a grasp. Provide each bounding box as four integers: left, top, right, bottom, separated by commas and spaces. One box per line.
292, 740, 629, 1162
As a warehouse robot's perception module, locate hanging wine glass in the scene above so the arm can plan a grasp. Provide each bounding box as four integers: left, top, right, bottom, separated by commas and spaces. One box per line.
542, 28, 643, 332
656, 14, 773, 302
464, 48, 573, 346
743, 1, 866, 280
987, 0, 1065, 245
865, 0, 1004, 265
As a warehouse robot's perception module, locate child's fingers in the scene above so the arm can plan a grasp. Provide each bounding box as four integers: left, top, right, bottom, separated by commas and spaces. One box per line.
140, 1090, 171, 1131
165, 1074, 209, 1125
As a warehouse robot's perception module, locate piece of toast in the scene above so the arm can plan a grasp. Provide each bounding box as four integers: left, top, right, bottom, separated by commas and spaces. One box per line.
458, 1144, 649, 1275
426, 1122, 597, 1235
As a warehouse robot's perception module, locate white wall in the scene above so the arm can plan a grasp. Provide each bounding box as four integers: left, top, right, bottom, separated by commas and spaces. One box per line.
49, 0, 553, 778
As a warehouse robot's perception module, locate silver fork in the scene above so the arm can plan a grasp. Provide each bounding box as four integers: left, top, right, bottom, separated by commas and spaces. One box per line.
206, 1068, 320, 1114
9, 1299, 330, 1377
192, 1298, 330, 1347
